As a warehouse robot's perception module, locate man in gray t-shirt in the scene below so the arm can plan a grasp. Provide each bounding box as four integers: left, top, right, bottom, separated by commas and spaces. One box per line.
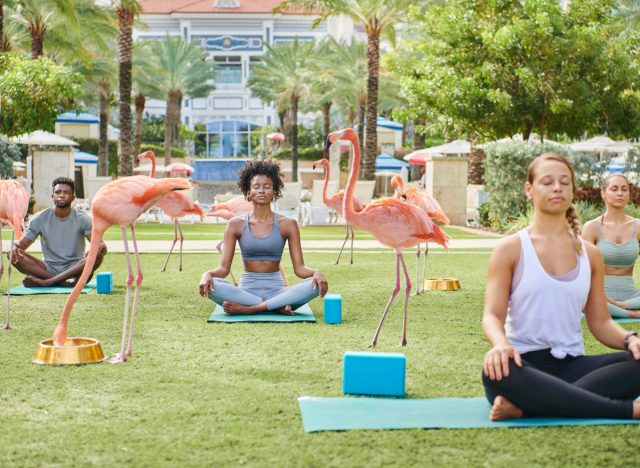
11, 177, 107, 287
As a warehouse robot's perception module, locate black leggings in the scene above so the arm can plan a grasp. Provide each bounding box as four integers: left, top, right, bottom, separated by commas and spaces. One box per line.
482, 349, 640, 419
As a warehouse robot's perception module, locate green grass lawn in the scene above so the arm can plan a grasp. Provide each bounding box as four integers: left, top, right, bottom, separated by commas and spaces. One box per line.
1, 251, 638, 466
101, 222, 494, 242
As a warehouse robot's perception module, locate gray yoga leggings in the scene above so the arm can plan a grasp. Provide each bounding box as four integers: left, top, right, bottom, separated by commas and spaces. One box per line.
605, 275, 640, 318
209, 271, 319, 311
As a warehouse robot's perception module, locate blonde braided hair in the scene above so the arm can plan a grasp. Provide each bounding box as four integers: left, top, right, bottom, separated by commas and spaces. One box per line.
527, 153, 583, 255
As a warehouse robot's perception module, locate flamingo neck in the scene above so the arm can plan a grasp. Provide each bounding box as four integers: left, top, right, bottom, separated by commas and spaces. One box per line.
322, 163, 330, 204
149, 156, 156, 178
343, 135, 360, 222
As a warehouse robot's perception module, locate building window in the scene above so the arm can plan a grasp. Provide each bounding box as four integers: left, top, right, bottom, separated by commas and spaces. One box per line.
214, 56, 242, 84
201, 120, 262, 157
248, 56, 262, 79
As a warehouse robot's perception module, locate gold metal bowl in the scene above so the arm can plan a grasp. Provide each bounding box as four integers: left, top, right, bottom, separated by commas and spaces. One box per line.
33, 337, 105, 365
424, 278, 461, 291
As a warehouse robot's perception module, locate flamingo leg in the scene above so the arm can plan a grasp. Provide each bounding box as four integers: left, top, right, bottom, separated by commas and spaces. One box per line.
161, 219, 179, 272
349, 224, 355, 265
400, 253, 412, 347
125, 224, 143, 358
421, 243, 429, 294
110, 225, 133, 364
177, 221, 184, 272
2, 231, 14, 330
335, 223, 350, 265
369, 253, 401, 348
413, 244, 421, 296
0, 227, 4, 288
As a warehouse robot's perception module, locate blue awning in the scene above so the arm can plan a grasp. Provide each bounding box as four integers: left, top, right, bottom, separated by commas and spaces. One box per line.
376, 117, 403, 131
375, 153, 410, 171
57, 112, 100, 124
75, 150, 99, 164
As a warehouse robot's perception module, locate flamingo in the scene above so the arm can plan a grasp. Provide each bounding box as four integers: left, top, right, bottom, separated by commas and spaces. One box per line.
391, 175, 450, 294
0, 180, 29, 329
138, 151, 206, 272
52, 172, 192, 363
207, 195, 252, 221
330, 128, 448, 347
311, 159, 365, 265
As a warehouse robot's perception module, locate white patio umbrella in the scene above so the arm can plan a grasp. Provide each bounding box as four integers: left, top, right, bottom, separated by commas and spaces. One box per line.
569, 136, 634, 154
9, 130, 78, 146
403, 139, 471, 164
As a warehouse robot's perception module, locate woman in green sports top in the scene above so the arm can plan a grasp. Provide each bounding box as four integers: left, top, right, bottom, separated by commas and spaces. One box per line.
583, 174, 640, 318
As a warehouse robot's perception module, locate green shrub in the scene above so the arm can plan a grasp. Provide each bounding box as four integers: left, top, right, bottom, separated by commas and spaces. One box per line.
476, 202, 492, 228
140, 143, 187, 159
271, 147, 324, 161
484, 141, 569, 225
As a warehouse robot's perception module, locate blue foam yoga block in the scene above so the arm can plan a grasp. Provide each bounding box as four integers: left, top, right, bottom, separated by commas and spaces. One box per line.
96, 272, 113, 294
343, 351, 406, 397
323, 294, 342, 324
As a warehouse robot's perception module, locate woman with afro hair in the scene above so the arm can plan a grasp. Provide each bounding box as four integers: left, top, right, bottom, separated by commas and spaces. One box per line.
199, 159, 328, 315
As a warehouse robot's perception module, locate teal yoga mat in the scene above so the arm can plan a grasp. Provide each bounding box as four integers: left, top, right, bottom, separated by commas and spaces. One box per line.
8, 279, 98, 296
298, 396, 640, 432
208, 303, 316, 323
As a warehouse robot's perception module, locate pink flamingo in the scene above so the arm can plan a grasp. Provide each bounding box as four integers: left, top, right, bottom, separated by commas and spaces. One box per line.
330, 128, 448, 347
139, 151, 206, 272
312, 158, 365, 265
0, 180, 29, 329
207, 195, 252, 220
52, 172, 192, 363
156, 193, 205, 272
391, 175, 450, 294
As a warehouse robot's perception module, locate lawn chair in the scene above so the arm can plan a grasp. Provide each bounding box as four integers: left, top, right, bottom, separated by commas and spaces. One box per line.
276, 181, 302, 221
303, 178, 339, 225
354, 180, 375, 205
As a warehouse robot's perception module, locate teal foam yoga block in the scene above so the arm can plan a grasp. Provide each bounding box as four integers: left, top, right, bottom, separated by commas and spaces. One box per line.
343, 352, 406, 397
96, 272, 113, 294
323, 294, 342, 324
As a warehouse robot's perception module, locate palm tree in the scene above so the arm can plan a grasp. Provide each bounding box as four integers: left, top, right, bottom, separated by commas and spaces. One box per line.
276, 0, 414, 180
248, 39, 320, 182
8, 0, 78, 58
147, 36, 215, 165
114, 0, 140, 176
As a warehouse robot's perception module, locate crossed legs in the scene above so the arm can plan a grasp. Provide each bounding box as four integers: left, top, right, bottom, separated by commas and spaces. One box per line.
10, 245, 107, 287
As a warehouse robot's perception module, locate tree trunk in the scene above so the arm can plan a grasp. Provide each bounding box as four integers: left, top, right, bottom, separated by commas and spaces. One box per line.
467, 147, 485, 185
347, 108, 355, 128
164, 90, 182, 166
98, 81, 110, 177
31, 30, 44, 58
357, 98, 365, 162
411, 119, 426, 182
0, 0, 6, 53
363, 31, 381, 181
117, 6, 135, 176
522, 122, 533, 141
401, 120, 407, 148
290, 95, 299, 182
134, 93, 146, 157
322, 101, 331, 158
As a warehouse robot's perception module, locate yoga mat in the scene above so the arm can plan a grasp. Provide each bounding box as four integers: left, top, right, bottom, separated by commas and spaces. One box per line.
582, 315, 640, 323
298, 396, 640, 432
208, 303, 316, 323
7, 279, 98, 296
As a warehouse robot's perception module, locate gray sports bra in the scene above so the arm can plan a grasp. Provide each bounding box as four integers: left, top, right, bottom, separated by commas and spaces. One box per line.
595, 218, 639, 268
238, 213, 285, 262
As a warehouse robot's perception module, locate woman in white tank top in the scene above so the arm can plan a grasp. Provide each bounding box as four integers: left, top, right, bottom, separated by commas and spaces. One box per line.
482, 153, 640, 421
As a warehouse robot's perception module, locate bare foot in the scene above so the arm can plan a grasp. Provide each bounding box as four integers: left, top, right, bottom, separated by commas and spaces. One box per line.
614, 299, 628, 308
22, 276, 48, 287
222, 301, 258, 315
272, 305, 294, 316
489, 396, 524, 421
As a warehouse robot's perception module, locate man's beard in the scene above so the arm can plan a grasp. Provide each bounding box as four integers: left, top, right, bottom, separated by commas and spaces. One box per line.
55, 200, 71, 209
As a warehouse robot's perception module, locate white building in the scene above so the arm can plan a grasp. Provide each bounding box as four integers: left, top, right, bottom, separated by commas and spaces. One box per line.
137, 0, 353, 157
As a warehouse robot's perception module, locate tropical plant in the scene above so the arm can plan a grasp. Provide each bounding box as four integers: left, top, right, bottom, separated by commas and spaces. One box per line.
248, 38, 320, 181
0, 53, 82, 136
275, 0, 416, 180
0, 139, 21, 178
146, 36, 215, 164
7, 0, 78, 58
